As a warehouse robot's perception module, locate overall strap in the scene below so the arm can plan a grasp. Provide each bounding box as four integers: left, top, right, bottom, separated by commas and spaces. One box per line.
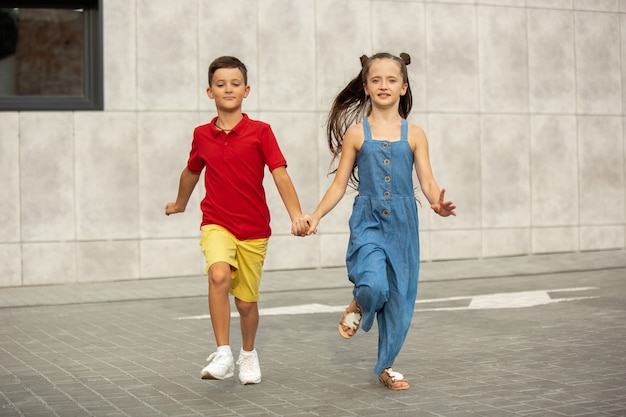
401, 118, 408, 142
362, 117, 373, 141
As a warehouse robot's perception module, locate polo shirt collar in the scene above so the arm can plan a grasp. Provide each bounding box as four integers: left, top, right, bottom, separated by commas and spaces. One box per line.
210, 113, 249, 135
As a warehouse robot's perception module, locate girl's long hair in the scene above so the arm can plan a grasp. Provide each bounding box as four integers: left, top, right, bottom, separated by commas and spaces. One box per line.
326, 52, 412, 188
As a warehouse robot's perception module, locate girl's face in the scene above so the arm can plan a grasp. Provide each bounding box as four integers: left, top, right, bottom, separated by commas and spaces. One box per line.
363, 58, 408, 108
207, 67, 250, 110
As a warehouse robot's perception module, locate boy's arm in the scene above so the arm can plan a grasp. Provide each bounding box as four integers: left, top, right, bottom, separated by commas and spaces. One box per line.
271, 166, 305, 235
165, 167, 201, 215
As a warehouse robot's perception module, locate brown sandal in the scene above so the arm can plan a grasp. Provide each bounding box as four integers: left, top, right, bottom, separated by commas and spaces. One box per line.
378, 368, 410, 390
338, 300, 361, 339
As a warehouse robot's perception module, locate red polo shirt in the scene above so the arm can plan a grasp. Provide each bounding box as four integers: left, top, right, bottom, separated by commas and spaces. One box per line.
187, 114, 287, 240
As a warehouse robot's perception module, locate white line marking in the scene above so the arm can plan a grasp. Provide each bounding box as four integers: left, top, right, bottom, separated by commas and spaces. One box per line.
176, 287, 599, 320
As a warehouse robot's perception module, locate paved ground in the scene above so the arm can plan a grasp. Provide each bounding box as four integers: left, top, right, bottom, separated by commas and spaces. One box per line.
1, 250, 625, 416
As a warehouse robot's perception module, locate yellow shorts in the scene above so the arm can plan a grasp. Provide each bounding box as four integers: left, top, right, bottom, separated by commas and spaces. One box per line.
199, 224, 268, 302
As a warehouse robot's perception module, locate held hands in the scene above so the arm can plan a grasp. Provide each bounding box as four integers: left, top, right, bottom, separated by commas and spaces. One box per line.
291, 214, 318, 237
430, 189, 457, 217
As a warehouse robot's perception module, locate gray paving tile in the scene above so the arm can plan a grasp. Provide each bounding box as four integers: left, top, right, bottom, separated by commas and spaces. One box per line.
0, 250, 625, 416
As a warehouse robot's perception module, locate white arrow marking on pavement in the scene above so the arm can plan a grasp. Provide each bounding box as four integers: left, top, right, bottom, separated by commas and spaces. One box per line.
176, 287, 599, 320
415, 287, 599, 311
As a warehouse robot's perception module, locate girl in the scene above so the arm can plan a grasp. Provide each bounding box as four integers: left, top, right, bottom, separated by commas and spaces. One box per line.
298, 52, 456, 390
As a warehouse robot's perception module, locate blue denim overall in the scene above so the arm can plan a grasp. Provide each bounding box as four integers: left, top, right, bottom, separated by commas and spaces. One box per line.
346, 117, 420, 375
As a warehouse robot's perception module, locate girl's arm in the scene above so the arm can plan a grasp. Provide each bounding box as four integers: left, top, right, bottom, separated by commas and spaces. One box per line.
411, 126, 456, 217
302, 126, 360, 235
165, 167, 201, 215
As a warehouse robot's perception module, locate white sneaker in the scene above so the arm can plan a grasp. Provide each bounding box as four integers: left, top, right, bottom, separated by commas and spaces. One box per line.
201, 352, 234, 380
236, 351, 262, 384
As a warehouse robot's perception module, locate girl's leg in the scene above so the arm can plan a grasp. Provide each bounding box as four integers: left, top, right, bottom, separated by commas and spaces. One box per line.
373, 264, 419, 376
373, 290, 411, 375
235, 298, 258, 352
208, 262, 233, 346
349, 246, 389, 333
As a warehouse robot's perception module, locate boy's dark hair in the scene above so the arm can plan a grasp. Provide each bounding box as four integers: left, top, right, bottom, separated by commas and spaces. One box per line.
208, 56, 248, 86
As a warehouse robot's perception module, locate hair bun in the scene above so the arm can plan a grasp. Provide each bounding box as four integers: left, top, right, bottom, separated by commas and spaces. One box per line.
359, 54, 369, 67
399, 52, 411, 66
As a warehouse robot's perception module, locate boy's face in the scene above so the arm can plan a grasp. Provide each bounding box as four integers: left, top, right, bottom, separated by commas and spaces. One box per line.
207, 67, 250, 110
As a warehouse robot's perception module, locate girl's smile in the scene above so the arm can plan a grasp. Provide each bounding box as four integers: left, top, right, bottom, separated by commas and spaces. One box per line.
364, 58, 408, 104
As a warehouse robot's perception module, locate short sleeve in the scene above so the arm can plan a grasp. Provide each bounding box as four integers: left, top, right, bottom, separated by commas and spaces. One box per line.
186, 127, 205, 173
260, 124, 287, 172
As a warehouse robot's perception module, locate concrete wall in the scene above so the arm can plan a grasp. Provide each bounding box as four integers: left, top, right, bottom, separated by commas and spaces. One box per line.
1, 0, 625, 287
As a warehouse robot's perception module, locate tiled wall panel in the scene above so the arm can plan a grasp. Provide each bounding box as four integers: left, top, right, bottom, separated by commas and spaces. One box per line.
22, 242, 76, 286
483, 228, 531, 258
136, 1, 198, 110
19, 113, 75, 242
478, 6, 529, 113
481, 115, 531, 229
0, 244, 21, 287
2, 0, 625, 286
138, 112, 203, 239
77, 241, 140, 282
372, 1, 427, 112
427, 114, 481, 231
0, 113, 20, 242
198, 0, 259, 112
578, 116, 624, 225
575, 12, 621, 115
75, 113, 139, 240
531, 116, 578, 227
426, 3, 479, 112
528, 8, 576, 114
315, 0, 371, 110
103, 0, 137, 110
140, 238, 204, 279
533, 227, 579, 254
258, 0, 316, 111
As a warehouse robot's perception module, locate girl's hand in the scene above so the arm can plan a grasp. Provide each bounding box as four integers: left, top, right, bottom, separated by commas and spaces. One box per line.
291, 214, 319, 236
292, 216, 314, 237
430, 189, 457, 217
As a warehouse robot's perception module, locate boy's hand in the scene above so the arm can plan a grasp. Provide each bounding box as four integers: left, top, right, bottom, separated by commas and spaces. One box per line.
165, 202, 183, 216
291, 216, 311, 236
430, 189, 457, 217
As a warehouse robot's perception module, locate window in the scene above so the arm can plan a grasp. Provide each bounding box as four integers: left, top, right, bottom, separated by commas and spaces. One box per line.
0, 0, 102, 110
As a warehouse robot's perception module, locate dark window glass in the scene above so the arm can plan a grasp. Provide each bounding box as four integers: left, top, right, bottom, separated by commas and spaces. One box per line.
0, 0, 102, 110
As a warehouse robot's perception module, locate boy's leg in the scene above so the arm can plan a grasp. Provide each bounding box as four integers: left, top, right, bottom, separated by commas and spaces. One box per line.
230, 236, 267, 348
230, 237, 267, 385
208, 261, 233, 346
199, 225, 238, 380
235, 298, 258, 351
234, 297, 262, 384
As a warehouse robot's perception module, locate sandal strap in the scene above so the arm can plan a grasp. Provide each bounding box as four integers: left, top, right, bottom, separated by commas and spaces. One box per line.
384, 368, 405, 382
342, 311, 361, 330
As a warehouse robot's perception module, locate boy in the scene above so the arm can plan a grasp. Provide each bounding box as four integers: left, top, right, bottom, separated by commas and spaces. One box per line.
165, 56, 306, 384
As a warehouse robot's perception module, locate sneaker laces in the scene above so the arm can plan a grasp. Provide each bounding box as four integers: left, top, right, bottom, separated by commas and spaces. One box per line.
207, 351, 232, 365
236, 354, 257, 371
